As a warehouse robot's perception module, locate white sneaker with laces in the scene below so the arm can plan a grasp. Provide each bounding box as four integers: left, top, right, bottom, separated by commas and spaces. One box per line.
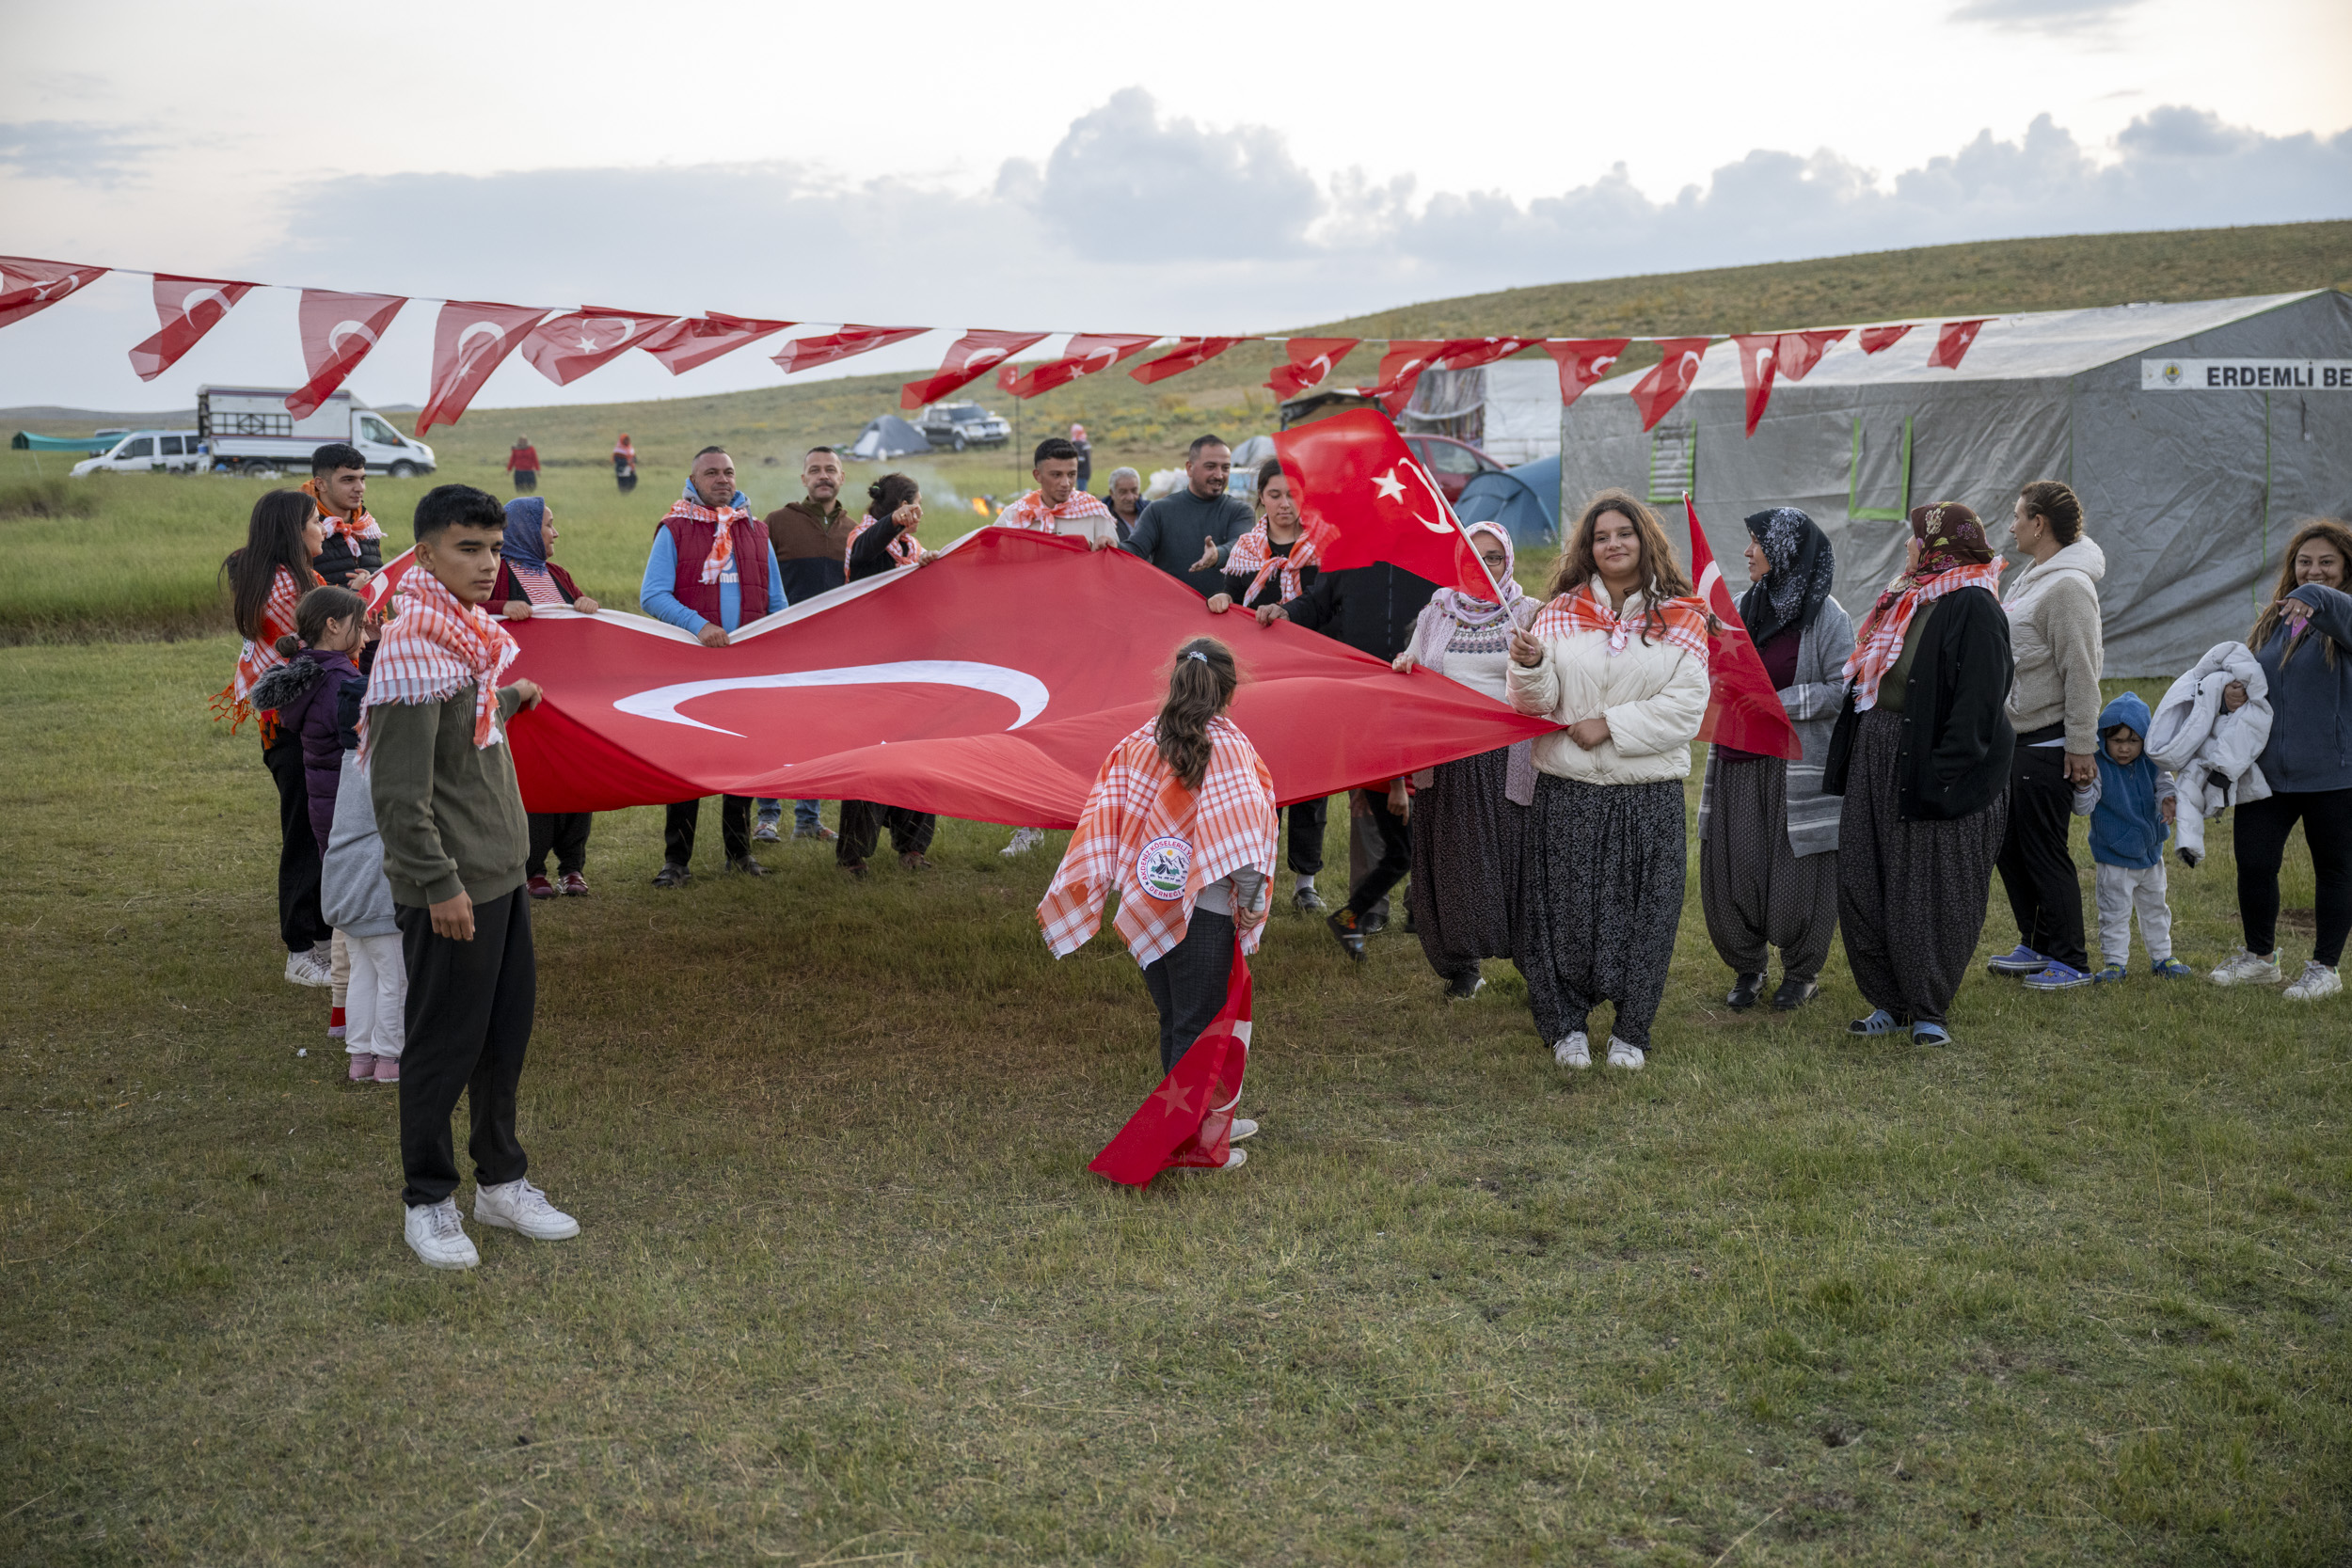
473, 1178, 580, 1240
1229, 1117, 1258, 1142
1605, 1037, 1645, 1070
284, 950, 333, 988
2283, 960, 2343, 1001
2210, 949, 2284, 987
405, 1197, 479, 1270
1554, 1031, 1590, 1069
1001, 826, 1046, 858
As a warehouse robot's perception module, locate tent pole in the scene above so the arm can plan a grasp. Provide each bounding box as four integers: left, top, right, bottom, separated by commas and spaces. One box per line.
2261, 389, 2272, 611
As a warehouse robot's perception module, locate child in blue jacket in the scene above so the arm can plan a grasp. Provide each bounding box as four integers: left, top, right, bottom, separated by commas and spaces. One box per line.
2073, 690, 2192, 981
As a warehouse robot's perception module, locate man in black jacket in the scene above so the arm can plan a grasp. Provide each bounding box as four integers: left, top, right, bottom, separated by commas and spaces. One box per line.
1121, 436, 1253, 596
305, 442, 382, 592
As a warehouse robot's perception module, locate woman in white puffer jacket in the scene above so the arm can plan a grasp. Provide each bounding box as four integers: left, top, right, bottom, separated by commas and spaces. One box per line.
1507, 490, 1713, 1071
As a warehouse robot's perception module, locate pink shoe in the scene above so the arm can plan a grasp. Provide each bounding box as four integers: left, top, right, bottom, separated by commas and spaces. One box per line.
347, 1053, 376, 1082
561, 872, 590, 896
373, 1054, 401, 1085
527, 874, 557, 900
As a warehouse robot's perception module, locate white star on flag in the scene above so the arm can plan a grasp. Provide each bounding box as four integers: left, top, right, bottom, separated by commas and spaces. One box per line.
1372, 468, 1406, 503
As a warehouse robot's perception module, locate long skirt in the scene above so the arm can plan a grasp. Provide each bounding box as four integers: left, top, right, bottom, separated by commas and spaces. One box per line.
1699, 758, 1838, 982
1518, 775, 1686, 1050
1836, 709, 2008, 1025
1407, 746, 1526, 984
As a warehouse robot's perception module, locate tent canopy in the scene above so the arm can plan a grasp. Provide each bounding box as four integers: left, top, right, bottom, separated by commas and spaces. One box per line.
11, 431, 114, 452
1455, 455, 1561, 546
847, 415, 929, 461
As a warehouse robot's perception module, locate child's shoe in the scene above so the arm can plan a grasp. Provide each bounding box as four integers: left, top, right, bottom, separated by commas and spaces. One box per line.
2151, 957, 2195, 979
2283, 960, 2343, 1001
527, 874, 557, 899
347, 1053, 376, 1082
373, 1054, 401, 1085
1326, 909, 1367, 961
2210, 949, 2282, 986
2091, 963, 2129, 984
561, 872, 590, 897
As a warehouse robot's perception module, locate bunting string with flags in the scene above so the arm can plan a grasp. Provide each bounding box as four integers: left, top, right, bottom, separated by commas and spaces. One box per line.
643, 312, 796, 373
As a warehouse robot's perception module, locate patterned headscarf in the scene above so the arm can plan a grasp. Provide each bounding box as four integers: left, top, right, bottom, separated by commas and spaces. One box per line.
1844, 501, 2005, 710
501, 497, 548, 568
1425, 521, 1527, 630
1738, 507, 1836, 649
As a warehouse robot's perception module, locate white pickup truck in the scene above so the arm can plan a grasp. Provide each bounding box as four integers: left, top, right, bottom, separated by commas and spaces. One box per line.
193, 386, 437, 477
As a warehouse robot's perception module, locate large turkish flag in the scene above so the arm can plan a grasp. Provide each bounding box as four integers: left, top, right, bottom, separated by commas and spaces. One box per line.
1271, 410, 1497, 599
495, 527, 1551, 822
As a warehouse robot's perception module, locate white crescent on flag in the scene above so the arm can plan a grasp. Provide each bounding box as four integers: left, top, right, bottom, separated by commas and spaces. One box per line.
613, 660, 1053, 737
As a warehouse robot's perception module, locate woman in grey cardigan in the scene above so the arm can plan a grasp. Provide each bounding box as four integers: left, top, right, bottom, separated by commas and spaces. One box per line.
1698, 508, 1855, 1011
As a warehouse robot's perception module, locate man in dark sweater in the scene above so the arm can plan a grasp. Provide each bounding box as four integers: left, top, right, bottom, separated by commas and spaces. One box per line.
755, 445, 856, 845
1120, 435, 1254, 597
369, 483, 579, 1271
304, 442, 382, 592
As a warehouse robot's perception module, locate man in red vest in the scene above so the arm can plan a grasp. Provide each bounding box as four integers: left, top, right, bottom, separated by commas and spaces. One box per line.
638, 446, 788, 888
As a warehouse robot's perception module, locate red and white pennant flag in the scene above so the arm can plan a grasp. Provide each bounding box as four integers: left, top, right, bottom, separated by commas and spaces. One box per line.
998, 333, 1158, 399
521, 307, 685, 385
129, 275, 255, 381
415, 300, 551, 435
0, 257, 107, 332
901, 329, 1049, 408
288, 291, 405, 419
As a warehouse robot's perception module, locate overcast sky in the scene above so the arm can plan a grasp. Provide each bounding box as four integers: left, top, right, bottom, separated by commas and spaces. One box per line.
4, 0, 2346, 416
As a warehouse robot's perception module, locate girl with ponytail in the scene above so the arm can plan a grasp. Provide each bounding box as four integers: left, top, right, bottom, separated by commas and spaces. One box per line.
1040, 638, 1279, 1174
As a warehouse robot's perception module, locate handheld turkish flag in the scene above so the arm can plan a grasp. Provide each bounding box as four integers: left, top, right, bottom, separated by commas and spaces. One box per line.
1773, 328, 1849, 382
1733, 333, 1779, 438
1089, 942, 1252, 1185
1131, 336, 1242, 385
636, 312, 793, 374
361, 545, 419, 610
771, 324, 927, 374
128, 275, 256, 381
414, 300, 551, 434
1686, 494, 1801, 761
521, 308, 685, 386
0, 257, 107, 333
1265, 337, 1359, 398
998, 333, 1158, 398
287, 291, 405, 419
1628, 338, 1711, 432
1360, 339, 1447, 415
1859, 324, 1913, 355
1273, 409, 1497, 599
1929, 318, 1990, 371
1542, 338, 1631, 410
901, 329, 1049, 409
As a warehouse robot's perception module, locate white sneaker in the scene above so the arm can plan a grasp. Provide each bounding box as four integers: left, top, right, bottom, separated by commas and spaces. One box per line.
1229, 1117, 1258, 1142
1216, 1148, 1247, 1171
1001, 826, 1046, 858
2210, 949, 2284, 987
473, 1178, 580, 1240
284, 950, 332, 988
1554, 1031, 1590, 1069
404, 1197, 479, 1270
2283, 960, 2343, 1001
1605, 1037, 1645, 1070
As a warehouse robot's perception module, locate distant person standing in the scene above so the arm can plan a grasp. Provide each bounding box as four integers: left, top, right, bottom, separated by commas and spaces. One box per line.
1106, 467, 1145, 545
1121, 436, 1253, 597
506, 437, 540, 494
303, 442, 382, 593
612, 434, 638, 495
1071, 423, 1093, 493
756, 445, 860, 846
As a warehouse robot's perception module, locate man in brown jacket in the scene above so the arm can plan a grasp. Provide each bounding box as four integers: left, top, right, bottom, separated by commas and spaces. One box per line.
754, 446, 857, 843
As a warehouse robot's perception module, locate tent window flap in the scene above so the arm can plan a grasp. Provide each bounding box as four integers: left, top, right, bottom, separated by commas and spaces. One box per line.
1850, 415, 1913, 521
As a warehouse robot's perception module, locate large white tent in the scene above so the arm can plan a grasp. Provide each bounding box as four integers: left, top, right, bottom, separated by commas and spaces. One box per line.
1557, 291, 2352, 675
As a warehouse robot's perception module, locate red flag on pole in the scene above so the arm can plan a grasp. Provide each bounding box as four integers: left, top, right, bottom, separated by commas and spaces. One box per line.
1360, 339, 1448, 415
1773, 328, 1849, 382
1628, 338, 1711, 431
1929, 318, 1990, 371
0, 257, 107, 332
1264, 337, 1359, 398
1131, 336, 1242, 385
997, 333, 1158, 398
1541, 338, 1631, 410
1858, 324, 1914, 355
128, 275, 256, 381
771, 324, 927, 374
521, 308, 685, 385
1733, 333, 1779, 438
1686, 494, 1801, 761
414, 300, 550, 435
1437, 336, 1544, 371
638, 312, 795, 374
900, 329, 1049, 409
1089, 943, 1252, 1185
286, 291, 405, 418
1273, 409, 1498, 599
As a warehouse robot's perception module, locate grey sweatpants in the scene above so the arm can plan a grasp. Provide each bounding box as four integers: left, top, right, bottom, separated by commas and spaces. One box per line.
2096, 861, 2174, 965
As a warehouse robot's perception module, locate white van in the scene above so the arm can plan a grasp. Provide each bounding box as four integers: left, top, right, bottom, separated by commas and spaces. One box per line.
194, 386, 437, 478
71, 430, 207, 476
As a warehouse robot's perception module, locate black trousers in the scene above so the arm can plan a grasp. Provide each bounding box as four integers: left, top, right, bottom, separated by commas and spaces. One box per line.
2236, 786, 2352, 966
396, 887, 533, 1208
1995, 738, 2088, 971
837, 801, 936, 863
512, 468, 537, 492
527, 812, 592, 878
1142, 910, 1235, 1074
1282, 797, 1327, 879
1345, 790, 1413, 918
263, 735, 330, 954
664, 796, 751, 867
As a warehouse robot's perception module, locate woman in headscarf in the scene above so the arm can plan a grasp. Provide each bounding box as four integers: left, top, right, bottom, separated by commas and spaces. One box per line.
612, 434, 638, 495
1821, 502, 2015, 1046
1391, 520, 1540, 999
1697, 508, 1855, 1012
839, 474, 940, 877
492, 497, 601, 897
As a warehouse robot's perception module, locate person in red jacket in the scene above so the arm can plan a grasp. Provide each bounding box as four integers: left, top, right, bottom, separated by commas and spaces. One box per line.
493, 497, 600, 896
504, 436, 540, 493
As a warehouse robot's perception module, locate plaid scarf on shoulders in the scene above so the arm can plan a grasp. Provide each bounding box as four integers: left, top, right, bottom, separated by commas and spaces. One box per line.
1530, 578, 1710, 660
358, 567, 518, 764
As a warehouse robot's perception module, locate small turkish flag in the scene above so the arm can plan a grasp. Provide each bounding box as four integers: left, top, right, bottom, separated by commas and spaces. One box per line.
1360, 339, 1448, 415
1089, 942, 1252, 1185
286, 291, 405, 419
361, 544, 419, 610
1439, 336, 1545, 372
1733, 333, 1779, 438
1929, 319, 1990, 371
0, 257, 107, 333
1274, 409, 1496, 599
998, 333, 1158, 398
1265, 337, 1359, 398
640, 312, 795, 374
414, 300, 551, 435
1131, 336, 1243, 385
1773, 329, 1848, 382
900, 329, 1049, 409
771, 324, 926, 374
128, 275, 256, 381
1541, 338, 1632, 410
1687, 494, 1801, 761
1628, 338, 1712, 432
1859, 324, 1914, 356
521, 308, 685, 386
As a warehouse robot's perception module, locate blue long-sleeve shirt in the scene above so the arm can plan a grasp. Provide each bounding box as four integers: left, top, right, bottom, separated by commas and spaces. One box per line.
640, 528, 787, 636
2254, 581, 2352, 793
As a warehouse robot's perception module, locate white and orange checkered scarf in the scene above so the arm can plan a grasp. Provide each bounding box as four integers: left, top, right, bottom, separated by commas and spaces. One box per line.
997, 487, 1111, 534
213, 564, 305, 735
358, 564, 518, 764
1224, 514, 1337, 607
846, 513, 920, 569
1843, 559, 2005, 711
1530, 577, 1711, 661
1039, 715, 1279, 968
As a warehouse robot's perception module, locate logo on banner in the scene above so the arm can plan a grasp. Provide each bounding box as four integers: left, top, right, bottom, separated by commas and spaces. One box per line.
1136, 836, 1193, 900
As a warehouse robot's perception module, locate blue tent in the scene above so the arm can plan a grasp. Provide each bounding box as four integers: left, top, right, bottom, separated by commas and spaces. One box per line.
1454, 455, 1560, 545
10, 431, 114, 453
